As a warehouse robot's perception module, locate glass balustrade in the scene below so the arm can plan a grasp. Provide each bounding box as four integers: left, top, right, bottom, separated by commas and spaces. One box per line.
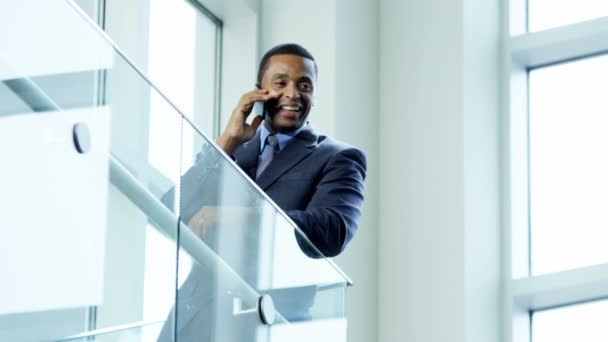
0, 1, 350, 341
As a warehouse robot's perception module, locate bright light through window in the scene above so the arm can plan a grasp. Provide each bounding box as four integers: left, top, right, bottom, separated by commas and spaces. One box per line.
533, 299, 608, 341
529, 0, 608, 32
148, 0, 196, 118
147, 0, 196, 178
529, 54, 608, 275
143, 0, 218, 329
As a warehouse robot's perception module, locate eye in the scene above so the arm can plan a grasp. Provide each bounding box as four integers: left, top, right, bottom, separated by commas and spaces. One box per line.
274, 80, 286, 87
298, 83, 312, 92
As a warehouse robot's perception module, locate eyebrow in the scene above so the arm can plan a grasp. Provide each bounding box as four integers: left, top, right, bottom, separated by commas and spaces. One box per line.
271, 73, 313, 83
271, 73, 289, 79
298, 76, 313, 83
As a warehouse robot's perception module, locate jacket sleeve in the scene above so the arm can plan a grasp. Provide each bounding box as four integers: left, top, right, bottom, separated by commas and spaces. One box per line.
285, 147, 367, 257
160, 144, 225, 223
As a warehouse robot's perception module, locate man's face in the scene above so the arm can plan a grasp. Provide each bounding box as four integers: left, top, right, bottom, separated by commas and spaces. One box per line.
260, 54, 316, 133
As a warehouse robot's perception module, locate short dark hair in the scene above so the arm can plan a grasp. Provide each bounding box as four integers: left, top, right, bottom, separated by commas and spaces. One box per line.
256, 43, 318, 85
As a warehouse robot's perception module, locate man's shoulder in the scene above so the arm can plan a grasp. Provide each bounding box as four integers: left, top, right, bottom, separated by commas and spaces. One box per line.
313, 133, 366, 162
299, 126, 364, 155
296, 129, 366, 172
318, 135, 360, 151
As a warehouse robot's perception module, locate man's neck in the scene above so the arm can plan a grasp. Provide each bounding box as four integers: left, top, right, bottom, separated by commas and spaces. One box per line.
264, 120, 304, 135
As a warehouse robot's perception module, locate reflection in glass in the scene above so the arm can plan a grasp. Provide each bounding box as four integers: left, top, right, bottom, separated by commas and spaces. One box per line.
269, 319, 347, 341
0, 1, 180, 340
532, 299, 608, 342
528, 0, 608, 32
164, 119, 348, 341
1, 1, 350, 341
57, 321, 166, 342
529, 54, 608, 275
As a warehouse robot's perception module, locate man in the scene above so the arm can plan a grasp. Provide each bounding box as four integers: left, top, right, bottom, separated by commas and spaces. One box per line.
213, 43, 367, 257
160, 43, 366, 341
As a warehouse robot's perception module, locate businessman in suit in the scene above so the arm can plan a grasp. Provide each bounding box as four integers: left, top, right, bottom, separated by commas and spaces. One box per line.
160, 43, 366, 341
203, 43, 366, 256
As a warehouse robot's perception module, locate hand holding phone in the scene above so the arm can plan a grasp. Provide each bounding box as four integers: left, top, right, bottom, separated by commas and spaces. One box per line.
215, 88, 277, 154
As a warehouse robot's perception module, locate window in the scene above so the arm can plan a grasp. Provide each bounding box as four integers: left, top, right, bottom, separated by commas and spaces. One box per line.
73, 0, 222, 337
528, 0, 608, 32
147, 0, 222, 176
142, 0, 222, 329
506, 0, 608, 341
532, 299, 608, 342
529, 55, 608, 276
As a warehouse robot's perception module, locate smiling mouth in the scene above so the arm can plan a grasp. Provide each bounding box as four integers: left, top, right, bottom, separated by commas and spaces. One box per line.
279, 105, 301, 112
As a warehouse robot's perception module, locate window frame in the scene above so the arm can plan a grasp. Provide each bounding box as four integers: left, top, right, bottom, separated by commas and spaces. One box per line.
81, 0, 224, 333
503, 1, 608, 341
184, 0, 223, 138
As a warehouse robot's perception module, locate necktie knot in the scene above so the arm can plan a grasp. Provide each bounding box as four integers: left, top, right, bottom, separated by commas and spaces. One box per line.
266, 134, 278, 149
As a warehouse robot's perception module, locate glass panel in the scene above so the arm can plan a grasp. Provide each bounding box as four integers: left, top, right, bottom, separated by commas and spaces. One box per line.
529, 55, 608, 275
0, 1, 181, 340
0, 81, 31, 116
193, 13, 219, 137
172, 119, 348, 341
147, 0, 219, 136
100, 0, 218, 137
74, 0, 220, 135
532, 299, 608, 342
1, 1, 350, 341
269, 319, 348, 341
72, 0, 99, 20
55, 321, 166, 341
528, 0, 608, 32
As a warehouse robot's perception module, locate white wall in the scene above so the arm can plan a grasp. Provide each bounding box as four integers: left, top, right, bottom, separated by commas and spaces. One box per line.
260, 1, 379, 342
463, 0, 502, 339
378, 0, 501, 341
333, 1, 379, 342
260, 0, 337, 135
378, 0, 466, 339
218, 3, 259, 131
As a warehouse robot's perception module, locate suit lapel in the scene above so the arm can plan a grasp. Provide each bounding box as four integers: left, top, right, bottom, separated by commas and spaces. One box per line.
234, 130, 262, 179
256, 126, 319, 190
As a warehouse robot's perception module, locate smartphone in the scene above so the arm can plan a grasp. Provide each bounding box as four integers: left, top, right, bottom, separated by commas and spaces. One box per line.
254, 101, 266, 119
254, 84, 267, 119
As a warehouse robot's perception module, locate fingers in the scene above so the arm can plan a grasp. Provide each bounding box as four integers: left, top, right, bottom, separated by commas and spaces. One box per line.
187, 206, 219, 238
267, 90, 282, 99
238, 89, 275, 116
218, 89, 279, 153
247, 89, 274, 101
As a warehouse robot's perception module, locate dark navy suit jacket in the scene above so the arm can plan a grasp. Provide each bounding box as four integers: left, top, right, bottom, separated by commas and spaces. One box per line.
233, 125, 366, 257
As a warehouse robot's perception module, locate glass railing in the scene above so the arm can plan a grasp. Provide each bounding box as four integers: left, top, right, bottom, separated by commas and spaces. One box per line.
0, 1, 350, 341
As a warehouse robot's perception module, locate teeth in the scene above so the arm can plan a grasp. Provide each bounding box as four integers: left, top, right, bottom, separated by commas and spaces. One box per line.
281, 105, 300, 111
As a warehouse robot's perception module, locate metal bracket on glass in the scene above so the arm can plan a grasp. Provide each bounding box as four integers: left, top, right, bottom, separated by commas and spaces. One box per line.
232, 295, 276, 326
72, 122, 91, 154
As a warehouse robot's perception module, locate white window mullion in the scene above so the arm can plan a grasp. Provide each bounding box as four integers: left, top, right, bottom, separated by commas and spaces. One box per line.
513, 263, 608, 312
511, 17, 608, 68
506, 4, 608, 342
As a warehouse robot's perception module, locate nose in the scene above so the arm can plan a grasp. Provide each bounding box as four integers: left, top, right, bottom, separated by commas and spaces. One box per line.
283, 82, 299, 99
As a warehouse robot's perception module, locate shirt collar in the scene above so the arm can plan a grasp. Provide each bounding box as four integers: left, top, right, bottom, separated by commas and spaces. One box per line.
260, 122, 307, 153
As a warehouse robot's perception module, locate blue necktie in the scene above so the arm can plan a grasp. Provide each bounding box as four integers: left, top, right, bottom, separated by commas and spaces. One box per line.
256, 135, 279, 179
